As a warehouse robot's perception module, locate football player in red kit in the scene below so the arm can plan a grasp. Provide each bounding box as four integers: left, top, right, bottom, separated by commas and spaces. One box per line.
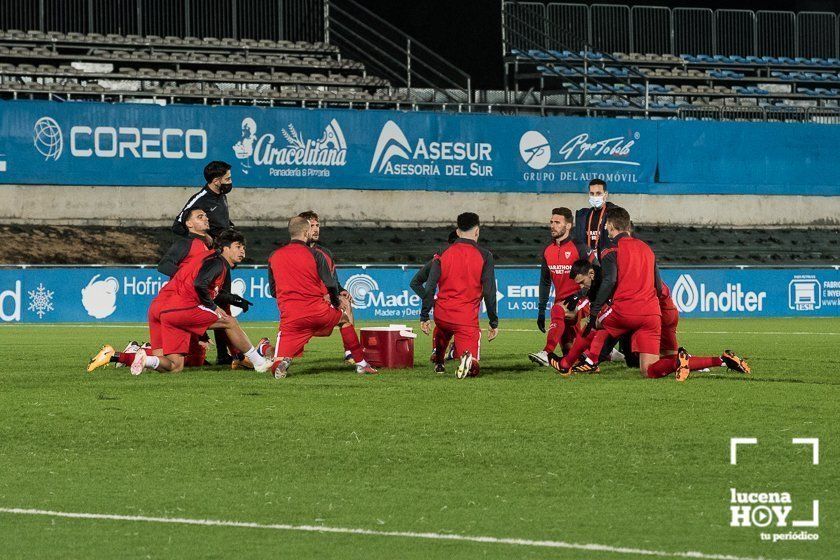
549, 207, 750, 380
89, 230, 270, 375
263, 216, 376, 379
649, 281, 751, 381
419, 212, 499, 378
528, 207, 596, 367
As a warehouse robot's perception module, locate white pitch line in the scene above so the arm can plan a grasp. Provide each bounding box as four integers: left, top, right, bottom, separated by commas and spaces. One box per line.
0, 507, 794, 560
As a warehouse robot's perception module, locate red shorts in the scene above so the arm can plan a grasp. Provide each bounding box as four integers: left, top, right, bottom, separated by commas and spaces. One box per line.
159, 305, 220, 355
433, 316, 481, 360
148, 299, 164, 352
275, 306, 342, 358
599, 308, 661, 356
660, 307, 679, 354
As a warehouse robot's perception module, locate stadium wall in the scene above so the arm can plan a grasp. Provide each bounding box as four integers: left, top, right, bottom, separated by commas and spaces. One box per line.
2, 100, 839, 226
2, 266, 838, 323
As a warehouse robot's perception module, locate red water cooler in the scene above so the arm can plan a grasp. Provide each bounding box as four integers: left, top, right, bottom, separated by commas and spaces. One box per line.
360, 325, 417, 369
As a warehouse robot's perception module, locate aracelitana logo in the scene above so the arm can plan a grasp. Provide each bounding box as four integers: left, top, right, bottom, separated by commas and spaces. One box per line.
369, 120, 493, 178
670, 274, 766, 314
81, 275, 119, 319
729, 438, 820, 543
33, 116, 206, 161
232, 117, 347, 177
519, 129, 641, 184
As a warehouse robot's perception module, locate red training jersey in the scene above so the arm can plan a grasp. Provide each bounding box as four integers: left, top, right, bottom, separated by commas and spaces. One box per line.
591, 233, 661, 319
420, 239, 498, 328
159, 252, 229, 311
539, 236, 596, 311
267, 240, 339, 320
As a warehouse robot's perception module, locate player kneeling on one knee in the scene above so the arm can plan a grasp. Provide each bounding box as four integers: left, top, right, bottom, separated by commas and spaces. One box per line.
87, 229, 270, 376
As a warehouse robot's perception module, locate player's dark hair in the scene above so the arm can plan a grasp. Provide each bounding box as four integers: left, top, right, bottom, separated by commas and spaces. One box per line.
589, 178, 607, 190
185, 207, 205, 222
447, 229, 459, 244
215, 228, 245, 249
456, 212, 480, 231
551, 207, 573, 224
605, 206, 631, 232
204, 160, 231, 183
570, 259, 595, 278
298, 210, 319, 221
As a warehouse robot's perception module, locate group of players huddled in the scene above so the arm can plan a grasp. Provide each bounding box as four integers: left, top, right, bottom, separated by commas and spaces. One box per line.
88, 162, 750, 381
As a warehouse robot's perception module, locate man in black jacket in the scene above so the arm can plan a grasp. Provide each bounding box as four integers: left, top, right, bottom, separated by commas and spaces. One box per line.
172, 161, 234, 238
171, 161, 236, 363
573, 178, 616, 260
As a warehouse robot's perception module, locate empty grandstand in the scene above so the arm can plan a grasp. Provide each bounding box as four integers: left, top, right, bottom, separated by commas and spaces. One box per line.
504, 2, 840, 121
0, 0, 470, 107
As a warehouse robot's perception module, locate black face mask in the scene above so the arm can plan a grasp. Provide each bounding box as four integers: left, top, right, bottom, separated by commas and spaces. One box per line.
218, 181, 233, 195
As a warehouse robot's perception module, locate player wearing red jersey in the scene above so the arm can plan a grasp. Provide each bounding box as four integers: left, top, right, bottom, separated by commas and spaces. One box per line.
263, 217, 376, 379
528, 207, 596, 367
419, 212, 499, 378
89, 230, 268, 375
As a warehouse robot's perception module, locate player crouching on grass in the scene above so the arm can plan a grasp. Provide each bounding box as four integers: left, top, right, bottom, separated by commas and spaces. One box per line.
88, 230, 270, 375
547, 207, 750, 380
419, 212, 499, 378
259, 216, 377, 379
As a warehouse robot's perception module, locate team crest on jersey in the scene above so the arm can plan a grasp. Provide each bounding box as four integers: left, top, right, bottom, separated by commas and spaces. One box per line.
565, 251, 571, 258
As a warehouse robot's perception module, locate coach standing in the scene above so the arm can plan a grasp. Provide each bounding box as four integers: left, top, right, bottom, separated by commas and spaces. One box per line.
171, 161, 236, 364
172, 161, 234, 238
573, 178, 616, 259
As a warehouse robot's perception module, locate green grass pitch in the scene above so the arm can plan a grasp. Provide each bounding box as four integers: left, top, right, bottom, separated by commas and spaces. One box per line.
0, 318, 838, 559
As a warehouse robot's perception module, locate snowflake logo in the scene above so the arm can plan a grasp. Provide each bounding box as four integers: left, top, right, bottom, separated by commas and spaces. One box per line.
28, 283, 54, 318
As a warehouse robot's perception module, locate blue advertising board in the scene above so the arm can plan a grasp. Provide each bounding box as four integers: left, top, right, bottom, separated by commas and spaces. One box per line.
2, 99, 837, 195
1, 266, 837, 324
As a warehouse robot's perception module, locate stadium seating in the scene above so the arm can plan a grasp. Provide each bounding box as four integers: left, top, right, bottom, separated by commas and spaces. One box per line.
0, 29, 405, 105
509, 48, 840, 117
503, 4, 840, 120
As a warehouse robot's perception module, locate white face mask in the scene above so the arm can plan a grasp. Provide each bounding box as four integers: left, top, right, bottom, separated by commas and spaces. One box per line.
589, 195, 605, 209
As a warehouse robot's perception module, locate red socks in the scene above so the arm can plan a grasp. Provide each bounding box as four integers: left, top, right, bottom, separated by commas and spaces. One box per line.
543, 320, 565, 353
115, 352, 135, 366
645, 356, 725, 378
339, 324, 365, 363
689, 356, 723, 369
432, 327, 452, 364
560, 331, 595, 370
646, 357, 677, 378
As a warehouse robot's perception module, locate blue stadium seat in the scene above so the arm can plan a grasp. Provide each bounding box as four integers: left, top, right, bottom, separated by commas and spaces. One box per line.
527, 49, 552, 60
696, 54, 715, 63
563, 81, 583, 92
778, 57, 796, 65
680, 54, 700, 63
794, 57, 814, 66
814, 87, 833, 95
762, 56, 781, 65
799, 88, 818, 96
828, 58, 840, 66
746, 56, 764, 64
606, 66, 629, 77
811, 58, 829, 66
820, 73, 839, 81
803, 72, 825, 81
730, 55, 749, 64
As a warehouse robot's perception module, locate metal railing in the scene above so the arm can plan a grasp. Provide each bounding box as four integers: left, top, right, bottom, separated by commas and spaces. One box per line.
502, 0, 652, 113
0, 0, 324, 42
326, 0, 471, 104
503, 2, 840, 58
